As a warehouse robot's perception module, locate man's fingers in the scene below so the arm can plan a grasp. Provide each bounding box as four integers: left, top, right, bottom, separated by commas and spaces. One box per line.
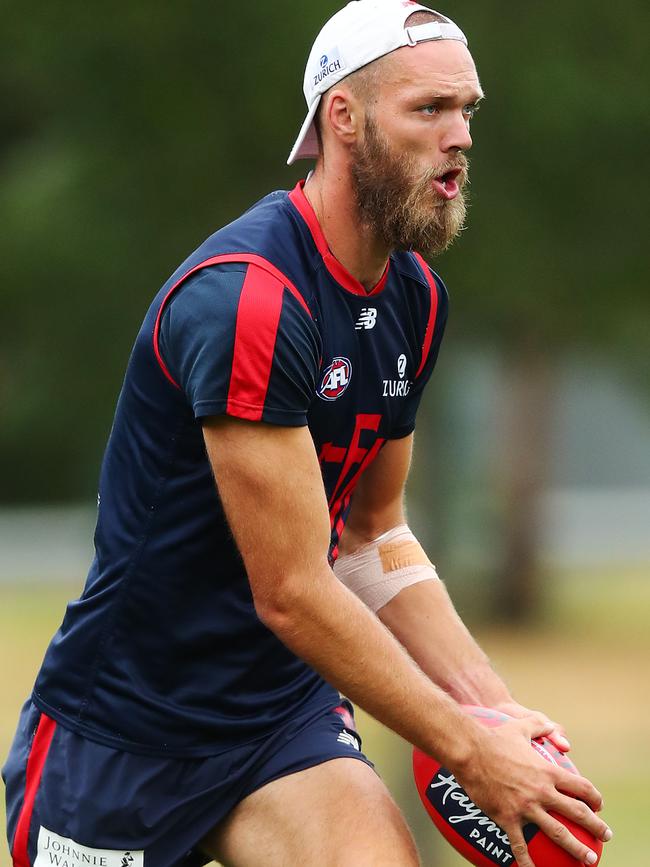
546, 722, 571, 752
516, 713, 555, 742
552, 793, 612, 842
494, 703, 572, 751
555, 769, 604, 813
519, 712, 571, 752
504, 826, 536, 867
533, 809, 601, 865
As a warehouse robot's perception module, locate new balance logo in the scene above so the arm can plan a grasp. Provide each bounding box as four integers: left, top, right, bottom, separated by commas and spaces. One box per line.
355, 308, 377, 330
337, 730, 361, 751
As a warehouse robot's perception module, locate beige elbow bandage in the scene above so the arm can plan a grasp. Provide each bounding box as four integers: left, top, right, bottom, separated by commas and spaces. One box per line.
333, 524, 438, 613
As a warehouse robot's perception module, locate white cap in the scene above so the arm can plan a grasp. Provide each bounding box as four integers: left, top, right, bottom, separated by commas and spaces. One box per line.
287, 0, 468, 165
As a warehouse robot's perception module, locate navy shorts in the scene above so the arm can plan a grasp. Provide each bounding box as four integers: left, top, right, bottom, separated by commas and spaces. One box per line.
3, 698, 372, 867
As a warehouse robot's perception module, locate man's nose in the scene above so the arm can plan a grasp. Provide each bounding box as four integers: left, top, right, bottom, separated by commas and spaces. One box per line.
440, 112, 473, 153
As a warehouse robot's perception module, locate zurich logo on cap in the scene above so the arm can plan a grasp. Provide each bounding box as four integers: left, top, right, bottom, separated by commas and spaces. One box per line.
313, 47, 345, 88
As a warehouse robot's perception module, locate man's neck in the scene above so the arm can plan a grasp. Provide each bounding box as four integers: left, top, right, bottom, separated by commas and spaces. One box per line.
303, 166, 391, 293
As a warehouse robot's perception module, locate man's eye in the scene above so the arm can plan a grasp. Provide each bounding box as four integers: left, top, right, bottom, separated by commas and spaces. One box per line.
421, 105, 440, 116
464, 103, 480, 118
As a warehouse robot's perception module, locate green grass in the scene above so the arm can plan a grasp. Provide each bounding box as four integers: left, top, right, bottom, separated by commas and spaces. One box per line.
2, 569, 648, 866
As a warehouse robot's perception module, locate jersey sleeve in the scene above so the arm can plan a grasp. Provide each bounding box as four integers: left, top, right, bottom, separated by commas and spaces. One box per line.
157, 261, 320, 426
390, 268, 449, 439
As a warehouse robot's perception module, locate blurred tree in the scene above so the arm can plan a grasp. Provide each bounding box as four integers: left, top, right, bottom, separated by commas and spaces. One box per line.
0, 0, 334, 500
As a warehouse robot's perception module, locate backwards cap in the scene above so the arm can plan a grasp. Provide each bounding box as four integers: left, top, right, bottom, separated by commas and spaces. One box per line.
287, 0, 468, 165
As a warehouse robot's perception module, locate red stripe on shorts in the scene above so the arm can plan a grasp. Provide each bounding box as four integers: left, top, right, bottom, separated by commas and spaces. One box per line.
226, 265, 285, 421
12, 713, 57, 867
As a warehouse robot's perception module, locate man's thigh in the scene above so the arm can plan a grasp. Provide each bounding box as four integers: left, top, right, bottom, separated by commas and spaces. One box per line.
202, 757, 420, 867
4, 699, 385, 867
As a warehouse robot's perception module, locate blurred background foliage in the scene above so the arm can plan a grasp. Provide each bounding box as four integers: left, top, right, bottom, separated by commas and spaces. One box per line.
1, 0, 647, 503
1, 2, 649, 865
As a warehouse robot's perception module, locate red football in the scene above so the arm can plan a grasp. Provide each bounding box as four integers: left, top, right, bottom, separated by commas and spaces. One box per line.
413, 705, 603, 867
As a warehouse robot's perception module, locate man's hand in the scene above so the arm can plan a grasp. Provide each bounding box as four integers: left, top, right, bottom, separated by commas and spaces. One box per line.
457, 716, 611, 867
495, 699, 572, 753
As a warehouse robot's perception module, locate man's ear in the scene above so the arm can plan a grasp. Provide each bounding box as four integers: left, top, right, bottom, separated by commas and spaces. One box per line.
322, 89, 363, 149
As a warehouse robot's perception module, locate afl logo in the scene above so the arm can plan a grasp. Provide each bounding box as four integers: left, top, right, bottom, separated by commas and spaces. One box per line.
318, 357, 352, 401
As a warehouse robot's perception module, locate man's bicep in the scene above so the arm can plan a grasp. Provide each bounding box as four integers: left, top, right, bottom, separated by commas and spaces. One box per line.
341, 434, 413, 549
202, 417, 332, 610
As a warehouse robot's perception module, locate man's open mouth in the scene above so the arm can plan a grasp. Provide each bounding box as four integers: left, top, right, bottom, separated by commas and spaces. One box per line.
432, 168, 462, 201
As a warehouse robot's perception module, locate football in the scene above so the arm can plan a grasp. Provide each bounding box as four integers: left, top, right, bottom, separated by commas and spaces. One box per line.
413, 705, 603, 867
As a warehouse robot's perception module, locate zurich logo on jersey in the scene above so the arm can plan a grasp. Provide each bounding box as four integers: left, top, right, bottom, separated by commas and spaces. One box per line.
383, 353, 412, 397
318, 357, 352, 401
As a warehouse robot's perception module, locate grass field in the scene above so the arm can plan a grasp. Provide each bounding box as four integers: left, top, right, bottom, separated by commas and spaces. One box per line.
1, 568, 648, 866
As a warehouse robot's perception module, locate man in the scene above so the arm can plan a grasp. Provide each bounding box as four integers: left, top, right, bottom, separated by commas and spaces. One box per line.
4, 2, 611, 866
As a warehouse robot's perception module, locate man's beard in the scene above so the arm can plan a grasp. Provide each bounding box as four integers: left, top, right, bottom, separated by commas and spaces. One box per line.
350, 115, 469, 256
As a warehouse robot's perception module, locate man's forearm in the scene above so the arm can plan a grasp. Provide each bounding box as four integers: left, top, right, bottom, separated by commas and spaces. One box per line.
256, 560, 484, 772
377, 577, 512, 707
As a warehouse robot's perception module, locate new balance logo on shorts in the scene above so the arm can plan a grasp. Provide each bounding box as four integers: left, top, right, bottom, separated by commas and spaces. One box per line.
336, 730, 361, 751
355, 308, 377, 330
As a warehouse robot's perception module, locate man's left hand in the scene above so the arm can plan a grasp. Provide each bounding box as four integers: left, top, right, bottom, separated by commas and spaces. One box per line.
494, 700, 571, 754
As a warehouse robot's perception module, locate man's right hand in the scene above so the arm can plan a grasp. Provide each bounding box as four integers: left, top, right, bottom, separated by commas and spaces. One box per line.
454, 715, 611, 867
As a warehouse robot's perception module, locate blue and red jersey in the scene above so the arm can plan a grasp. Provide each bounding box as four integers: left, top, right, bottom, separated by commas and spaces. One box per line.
32, 181, 448, 757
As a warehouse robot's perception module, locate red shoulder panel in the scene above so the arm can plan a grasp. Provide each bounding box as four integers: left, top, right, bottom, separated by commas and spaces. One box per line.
152, 253, 312, 389
226, 264, 285, 422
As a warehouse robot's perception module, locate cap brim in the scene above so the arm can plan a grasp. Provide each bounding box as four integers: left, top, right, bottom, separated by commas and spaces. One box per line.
287, 96, 322, 165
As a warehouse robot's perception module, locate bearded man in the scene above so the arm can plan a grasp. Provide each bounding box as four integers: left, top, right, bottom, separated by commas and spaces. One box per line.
3, 2, 611, 867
